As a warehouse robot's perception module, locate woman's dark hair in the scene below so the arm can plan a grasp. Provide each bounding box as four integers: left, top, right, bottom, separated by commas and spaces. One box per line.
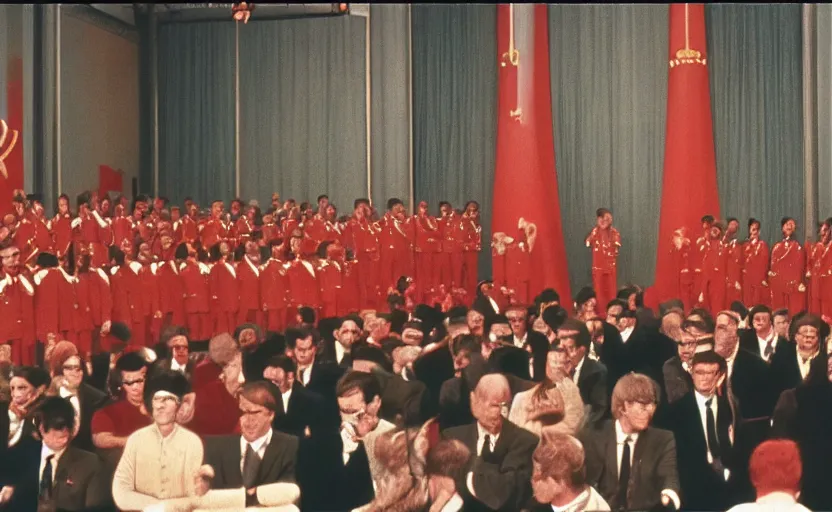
33, 396, 76, 433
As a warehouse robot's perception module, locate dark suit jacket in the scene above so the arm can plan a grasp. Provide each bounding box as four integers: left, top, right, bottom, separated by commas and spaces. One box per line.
738, 330, 787, 361
667, 392, 736, 510
304, 358, 346, 401
3, 438, 109, 512
519, 331, 549, 382
72, 383, 110, 453
662, 356, 692, 406
317, 340, 353, 369
768, 341, 806, 396
727, 348, 775, 420
373, 368, 432, 427
443, 419, 539, 512
272, 382, 335, 438
579, 420, 680, 512
576, 357, 609, 427
203, 430, 299, 490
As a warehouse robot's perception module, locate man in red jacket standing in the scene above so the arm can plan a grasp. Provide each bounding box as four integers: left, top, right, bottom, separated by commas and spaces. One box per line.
0, 239, 35, 364
769, 217, 806, 315
413, 200, 441, 301
237, 239, 263, 329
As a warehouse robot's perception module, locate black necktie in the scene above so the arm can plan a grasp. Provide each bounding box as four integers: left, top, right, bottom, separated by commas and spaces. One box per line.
705, 397, 721, 460
617, 436, 631, 510
482, 434, 493, 459
40, 454, 54, 500
764, 339, 774, 359
242, 443, 261, 489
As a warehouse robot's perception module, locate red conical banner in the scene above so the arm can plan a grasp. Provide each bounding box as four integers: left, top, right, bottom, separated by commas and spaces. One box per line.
652, 3, 720, 306
492, 4, 571, 305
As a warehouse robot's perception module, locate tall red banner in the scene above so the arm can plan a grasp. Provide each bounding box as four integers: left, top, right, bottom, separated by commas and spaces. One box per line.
99, 164, 124, 198
492, 4, 572, 305
652, 4, 720, 305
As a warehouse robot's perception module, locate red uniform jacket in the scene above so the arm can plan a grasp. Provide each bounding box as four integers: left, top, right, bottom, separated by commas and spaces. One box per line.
317, 260, 342, 318
32, 217, 53, 257
305, 216, 338, 247
339, 259, 360, 315
461, 217, 482, 253
112, 217, 135, 250
493, 237, 531, 304
210, 261, 239, 314
138, 264, 162, 318
261, 222, 280, 246
200, 218, 227, 251
181, 261, 212, 314
770, 238, 806, 294
75, 268, 112, 330
260, 259, 288, 314
234, 217, 254, 246
586, 227, 621, 274
176, 216, 199, 245
237, 256, 261, 314
12, 219, 37, 265
0, 273, 35, 345
440, 214, 464, 254
724, 238, 743, 291
693, 235, 710, 275
414, 215, 441, 254
51, 214, 73, 259
743, 238, 770, 288
110, 262, 146, 325
33, 268, 79, 339
287, 258, 320, 309
378, 215, 414, 255
346, 218, 380, 259
156, 260, 186, 325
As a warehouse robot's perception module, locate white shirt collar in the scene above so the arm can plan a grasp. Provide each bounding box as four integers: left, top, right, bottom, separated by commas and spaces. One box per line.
513, 332, 527, 349
440, 493, 464, 512
170, 358, 187, 373
725, 342, 741, 376
620, 325, 635, 343
694, 390, 717, 409
335, 341, 346, 364
242, 428, 273, 456
614, 419, 639, 444
281, 388, 292, 412
487, 296, 500, 314
573, 356, 586, 383
476, 422, 500, 454
40, 443, 67, 483
797, 350, 818, 380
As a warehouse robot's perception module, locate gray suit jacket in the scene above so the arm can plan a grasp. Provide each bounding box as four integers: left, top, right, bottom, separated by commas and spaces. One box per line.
579, 420, 680, 511
662, 356, 692, 405
443, 419, 539, 511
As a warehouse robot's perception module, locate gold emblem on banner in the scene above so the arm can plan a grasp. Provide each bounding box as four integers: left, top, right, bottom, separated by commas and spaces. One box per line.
501, 48, 520, 68
0, 119, 20, 180
670, 4, 706, 68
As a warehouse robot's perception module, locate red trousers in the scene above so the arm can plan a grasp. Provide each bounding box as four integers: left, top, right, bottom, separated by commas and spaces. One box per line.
415, 252, 440, 299
462, 251, 479, 296
6, 339, 32, 366
357, 253, 380, 310
186, 312, 212, 341
380, 249, 414, 292
592, 270, 617, 317
771, 287, 806, 316
438, 252, 463, 290
265, 309, 286, 333
214, 312, 238, 336
238, 309, 264, 331
743, 281, 770, 308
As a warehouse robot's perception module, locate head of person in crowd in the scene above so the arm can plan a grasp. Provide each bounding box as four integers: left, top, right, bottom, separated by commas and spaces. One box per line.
290, 327, 320, 371
450, 334, 482, 378
730, 301, 749, 328
714, 310, 741, 360
690, 350, 727, 398
234, 323, 264, 352
143, 369, 190, 430
687, 307, 716, 333
506, 304, 529, 341
531, 434, 592, 508
616, 286, 643, 312
113, 351, 149, 405
611, 373, 659, 435
296, 306, 316, 328
556, 318, 592, 375
748, 305, 774, 339
210, 333, 245, 399
366, 313, 392, 343
425, 438, 471, 507
574, 287, 597, 321
401, 320, 425, 347
34, 396, 76, 456
773, 309, 790, 339
605, 299, 628, 328
793, 314, 823, 361
336, 371, 383, 439
660, 309, 685, 342
781, 216, 797, 239
9, 366, 50, 414
470, 373, 511, 436
335, 315, 363, 352
466, 309, 485, 337
160, 326, 190, 368
238, 381, 277, 445
0, 239, 21, 276
263, 354, 296, 395
50, 341, 85, 393
353, 344, 394, 375
748, 439, 802, 502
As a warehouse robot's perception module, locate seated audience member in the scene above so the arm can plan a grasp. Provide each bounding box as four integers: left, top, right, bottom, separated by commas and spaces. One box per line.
235, 322, 273, 384
668, 350, 738, 511
202, 381, 300, 509
290, 327, 344, 402
3, 366, 49, 449
557, 318, 609, 427
772, 309, 790, 340
90, 352, 152, 464
424, 438, 472, 512
506, 305, 549, 382
439, 335, 486, 431
154, 325, 199, 380
663, 319, 713, 405
509, 346, 585, 437
188, 333, 245, 437
263, 354, 331, 438
579, 373, 681, 511
112, 369, 203, 511
739, 306, 785, 363
525, 433, 610, 512
0, 396, 109, 511
770, 313, 824, 396
319, 315, 363, 368
726, 439, 809, 512
47, 341, 108, 452
443, 373, 539, 511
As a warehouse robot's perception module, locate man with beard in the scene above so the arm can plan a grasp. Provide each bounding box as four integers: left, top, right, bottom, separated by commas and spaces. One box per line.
769, 217, 806, 315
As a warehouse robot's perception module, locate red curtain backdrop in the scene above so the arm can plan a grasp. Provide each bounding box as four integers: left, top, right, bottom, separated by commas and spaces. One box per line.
98, 164, 124, 198
650, 3, 720, 306
0, 57, 24, 218
492, 4, 572, 303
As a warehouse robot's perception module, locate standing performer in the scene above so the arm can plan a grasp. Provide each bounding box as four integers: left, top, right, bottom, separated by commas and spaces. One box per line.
697, 221, 727, 312
723, 217, 743, 307
585, 208, 621, 316
344, 199, 380, 310
461, 201, 482, 298
693, 215, 715, 303
52, 194, 73, 261
669, 227, 694, 310
377, 198, 414, 293
413, 200, 441, 300
769, 217, 806, 315
743, 218, 770, 308
806, 219, 832, 315
437, 201, 463, 291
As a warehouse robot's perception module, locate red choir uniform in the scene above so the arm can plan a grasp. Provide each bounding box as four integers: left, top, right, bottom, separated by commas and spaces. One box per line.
0, 272, 35, 365
260, 258, 288, 332
807, 241, 827, 315
742, 237, 770, 307
317, 259, 343, 319
234, 217, 254, 247
281, 218, 300, 242
305, 215, 338, 247
156, 260, 186, 331
769, 237, 806, 315
724, 238, 744, 306
492, 234, 532, 306
135, 217, 156, 247
12, 218, 37, 267
75, 268, 112, 354
438, 213, 464, 291
150, 223, 173, 260
110, 262, 151, 347
585, 227, 621, 316
261, 220, 280, 246
669, 231, 695, 310
112, 216, 135, 251
286, 257, 320, 315
413, 213, 441, 300
181, 260, 212, 340
98, 216, 114, 251
236, 255, 263, 328
460, 216, 481, 299
31, 215, 53, 261
176, 215, 199, 245
51, 213, 73, 260
692, 233, 710, 304
137, 263, 163, 345
339, 258, 360, 315
210, 260, 239, 336
345, 217, 381, 310
33, 267, 80, 345
698, 238, 727, 313
377, 214, 414, 292
73, 212, 109, 269
200, 218, 227, 252
816, 243, 832, 318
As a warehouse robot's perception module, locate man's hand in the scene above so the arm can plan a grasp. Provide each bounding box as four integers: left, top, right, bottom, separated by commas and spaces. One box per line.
194, 465, 214, 497
0, 486, 13, 504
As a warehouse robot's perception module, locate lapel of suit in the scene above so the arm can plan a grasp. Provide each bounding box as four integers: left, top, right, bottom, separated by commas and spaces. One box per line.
464, 424, 479, 462
53, 446, 77, 501
256, 434, 281, 484
492, 420, 513, 459
630, 427, 650, 491
603, 423, 618, 490
226, 436, 244, 488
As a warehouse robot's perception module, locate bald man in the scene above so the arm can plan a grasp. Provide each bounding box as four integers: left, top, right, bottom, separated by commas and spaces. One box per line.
442, 373, 539, 511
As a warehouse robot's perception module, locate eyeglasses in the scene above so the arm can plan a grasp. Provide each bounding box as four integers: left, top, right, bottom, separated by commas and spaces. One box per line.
170, 345, 189, 351
123, 378, 146, 387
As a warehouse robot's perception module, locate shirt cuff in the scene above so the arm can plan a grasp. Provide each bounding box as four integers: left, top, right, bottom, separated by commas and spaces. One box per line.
466, 471, 476, 498
661, 489, 680, 510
